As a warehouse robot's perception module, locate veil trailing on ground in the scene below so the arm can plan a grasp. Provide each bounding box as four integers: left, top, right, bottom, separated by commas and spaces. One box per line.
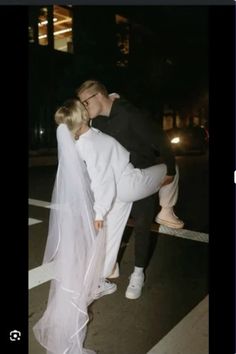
33, 124, 105, 354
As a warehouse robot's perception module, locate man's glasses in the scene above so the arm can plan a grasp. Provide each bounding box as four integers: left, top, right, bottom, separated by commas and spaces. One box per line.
81, 93, 98, 107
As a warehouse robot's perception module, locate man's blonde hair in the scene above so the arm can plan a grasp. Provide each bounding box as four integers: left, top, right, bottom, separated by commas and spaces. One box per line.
55, 99, 89, 133
75, 80, 109, 98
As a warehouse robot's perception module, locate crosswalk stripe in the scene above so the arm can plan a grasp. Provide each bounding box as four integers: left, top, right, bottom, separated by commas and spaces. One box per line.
28, 199, 209, 243
127, 219, 209, 243
159, 225, 209, 243
28, 218, 42, 226
28, 198, 51, 208
28, 262, 55, 289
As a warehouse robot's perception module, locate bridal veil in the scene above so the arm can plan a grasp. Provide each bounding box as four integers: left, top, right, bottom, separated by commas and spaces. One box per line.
33, 124, 105, 354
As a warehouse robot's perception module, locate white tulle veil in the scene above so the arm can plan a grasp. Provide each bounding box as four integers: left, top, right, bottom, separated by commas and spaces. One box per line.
33, 124, 105, 354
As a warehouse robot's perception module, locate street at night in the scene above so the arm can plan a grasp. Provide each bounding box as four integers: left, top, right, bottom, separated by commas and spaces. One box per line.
26, 3, 234, 354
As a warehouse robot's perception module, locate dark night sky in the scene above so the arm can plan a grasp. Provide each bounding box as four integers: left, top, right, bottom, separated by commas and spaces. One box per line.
123, 6, 208, 72
117, 6, 208, 47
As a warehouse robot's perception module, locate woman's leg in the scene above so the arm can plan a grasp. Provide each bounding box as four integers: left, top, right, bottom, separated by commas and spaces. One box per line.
117, 163, 183, 228
117, 163, 167, 202
155, 166, 183, 228
102, 199, 132, 278
158, 165, 179, 207
117, 164, 180, 208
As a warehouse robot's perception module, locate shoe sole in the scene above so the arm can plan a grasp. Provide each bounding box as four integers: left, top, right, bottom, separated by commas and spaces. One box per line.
94, 284, 117, 300
155, 217, 184, 229
125, 291, 142, 300
125, 283, 144, 300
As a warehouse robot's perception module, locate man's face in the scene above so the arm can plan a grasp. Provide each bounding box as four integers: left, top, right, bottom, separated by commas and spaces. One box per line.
79, 90, 102, 119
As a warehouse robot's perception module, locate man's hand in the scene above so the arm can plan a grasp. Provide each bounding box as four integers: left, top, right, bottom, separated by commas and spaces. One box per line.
160, 175, 174, 187
94, 220, 104, 231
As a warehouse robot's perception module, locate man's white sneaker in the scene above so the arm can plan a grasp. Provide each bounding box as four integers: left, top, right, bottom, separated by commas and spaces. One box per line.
125, 272, 144, 300
155, 208, 184, 229
94, 279, 117, 300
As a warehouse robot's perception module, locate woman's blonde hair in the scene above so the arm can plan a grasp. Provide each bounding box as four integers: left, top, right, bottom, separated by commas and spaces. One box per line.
55, 99, 89, 134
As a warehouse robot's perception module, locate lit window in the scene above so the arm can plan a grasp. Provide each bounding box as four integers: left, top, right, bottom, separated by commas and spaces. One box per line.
53, 5, 73, 53
37, 5, 73, 53
38, 7, 48, 46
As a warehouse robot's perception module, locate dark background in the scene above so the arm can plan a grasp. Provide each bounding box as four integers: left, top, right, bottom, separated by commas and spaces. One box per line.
28, 5, 209, 150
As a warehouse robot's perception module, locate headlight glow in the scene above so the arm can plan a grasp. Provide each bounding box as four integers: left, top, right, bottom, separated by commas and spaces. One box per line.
171, 137, 180, 144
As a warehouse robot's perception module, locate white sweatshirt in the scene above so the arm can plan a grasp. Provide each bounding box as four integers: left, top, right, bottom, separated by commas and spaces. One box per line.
75, 128, 130, 220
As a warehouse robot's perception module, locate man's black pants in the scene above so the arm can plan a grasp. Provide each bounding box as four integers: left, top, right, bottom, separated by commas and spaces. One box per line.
131, 192, 158, 268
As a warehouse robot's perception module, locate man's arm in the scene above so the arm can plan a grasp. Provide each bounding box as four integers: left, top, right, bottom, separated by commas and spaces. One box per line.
131, 108, 176, 176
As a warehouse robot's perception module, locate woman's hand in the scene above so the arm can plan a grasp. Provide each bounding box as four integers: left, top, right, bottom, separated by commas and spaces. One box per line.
160, 175, 174, 187
94, 220, 104, 231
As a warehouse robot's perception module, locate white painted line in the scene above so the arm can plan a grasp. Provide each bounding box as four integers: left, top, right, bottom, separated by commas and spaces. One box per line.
159, 225, 209, 243
28, 198, 51, 208
127, 219, 209, 243
28, 218, 42, 226
29, 200, 209, 243
28, 261, 55, 289
147, 295, 209, 354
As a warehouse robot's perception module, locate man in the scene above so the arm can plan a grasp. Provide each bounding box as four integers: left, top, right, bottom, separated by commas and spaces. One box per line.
75, 80, 184, 300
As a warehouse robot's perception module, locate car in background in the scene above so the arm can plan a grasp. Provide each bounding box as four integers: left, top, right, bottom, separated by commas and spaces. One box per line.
166, 125, 209, 155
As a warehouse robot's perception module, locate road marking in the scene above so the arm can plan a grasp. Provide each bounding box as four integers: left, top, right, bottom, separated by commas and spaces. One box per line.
29, 198, 209, 243
28, 198, 51, 208
147, 295, 208, 354
127, 219, 208, 243
29, 199, 209, 243
28, 218, 42, 226
29, 261, 55, 289
28, 224, 208, 288
159, 225, 208, 243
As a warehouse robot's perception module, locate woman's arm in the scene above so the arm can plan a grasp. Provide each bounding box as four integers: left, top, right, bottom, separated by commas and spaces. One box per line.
75, 139, 117, 222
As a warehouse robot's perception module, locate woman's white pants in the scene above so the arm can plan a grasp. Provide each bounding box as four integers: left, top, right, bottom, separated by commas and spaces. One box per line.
102, 163, 179, 278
